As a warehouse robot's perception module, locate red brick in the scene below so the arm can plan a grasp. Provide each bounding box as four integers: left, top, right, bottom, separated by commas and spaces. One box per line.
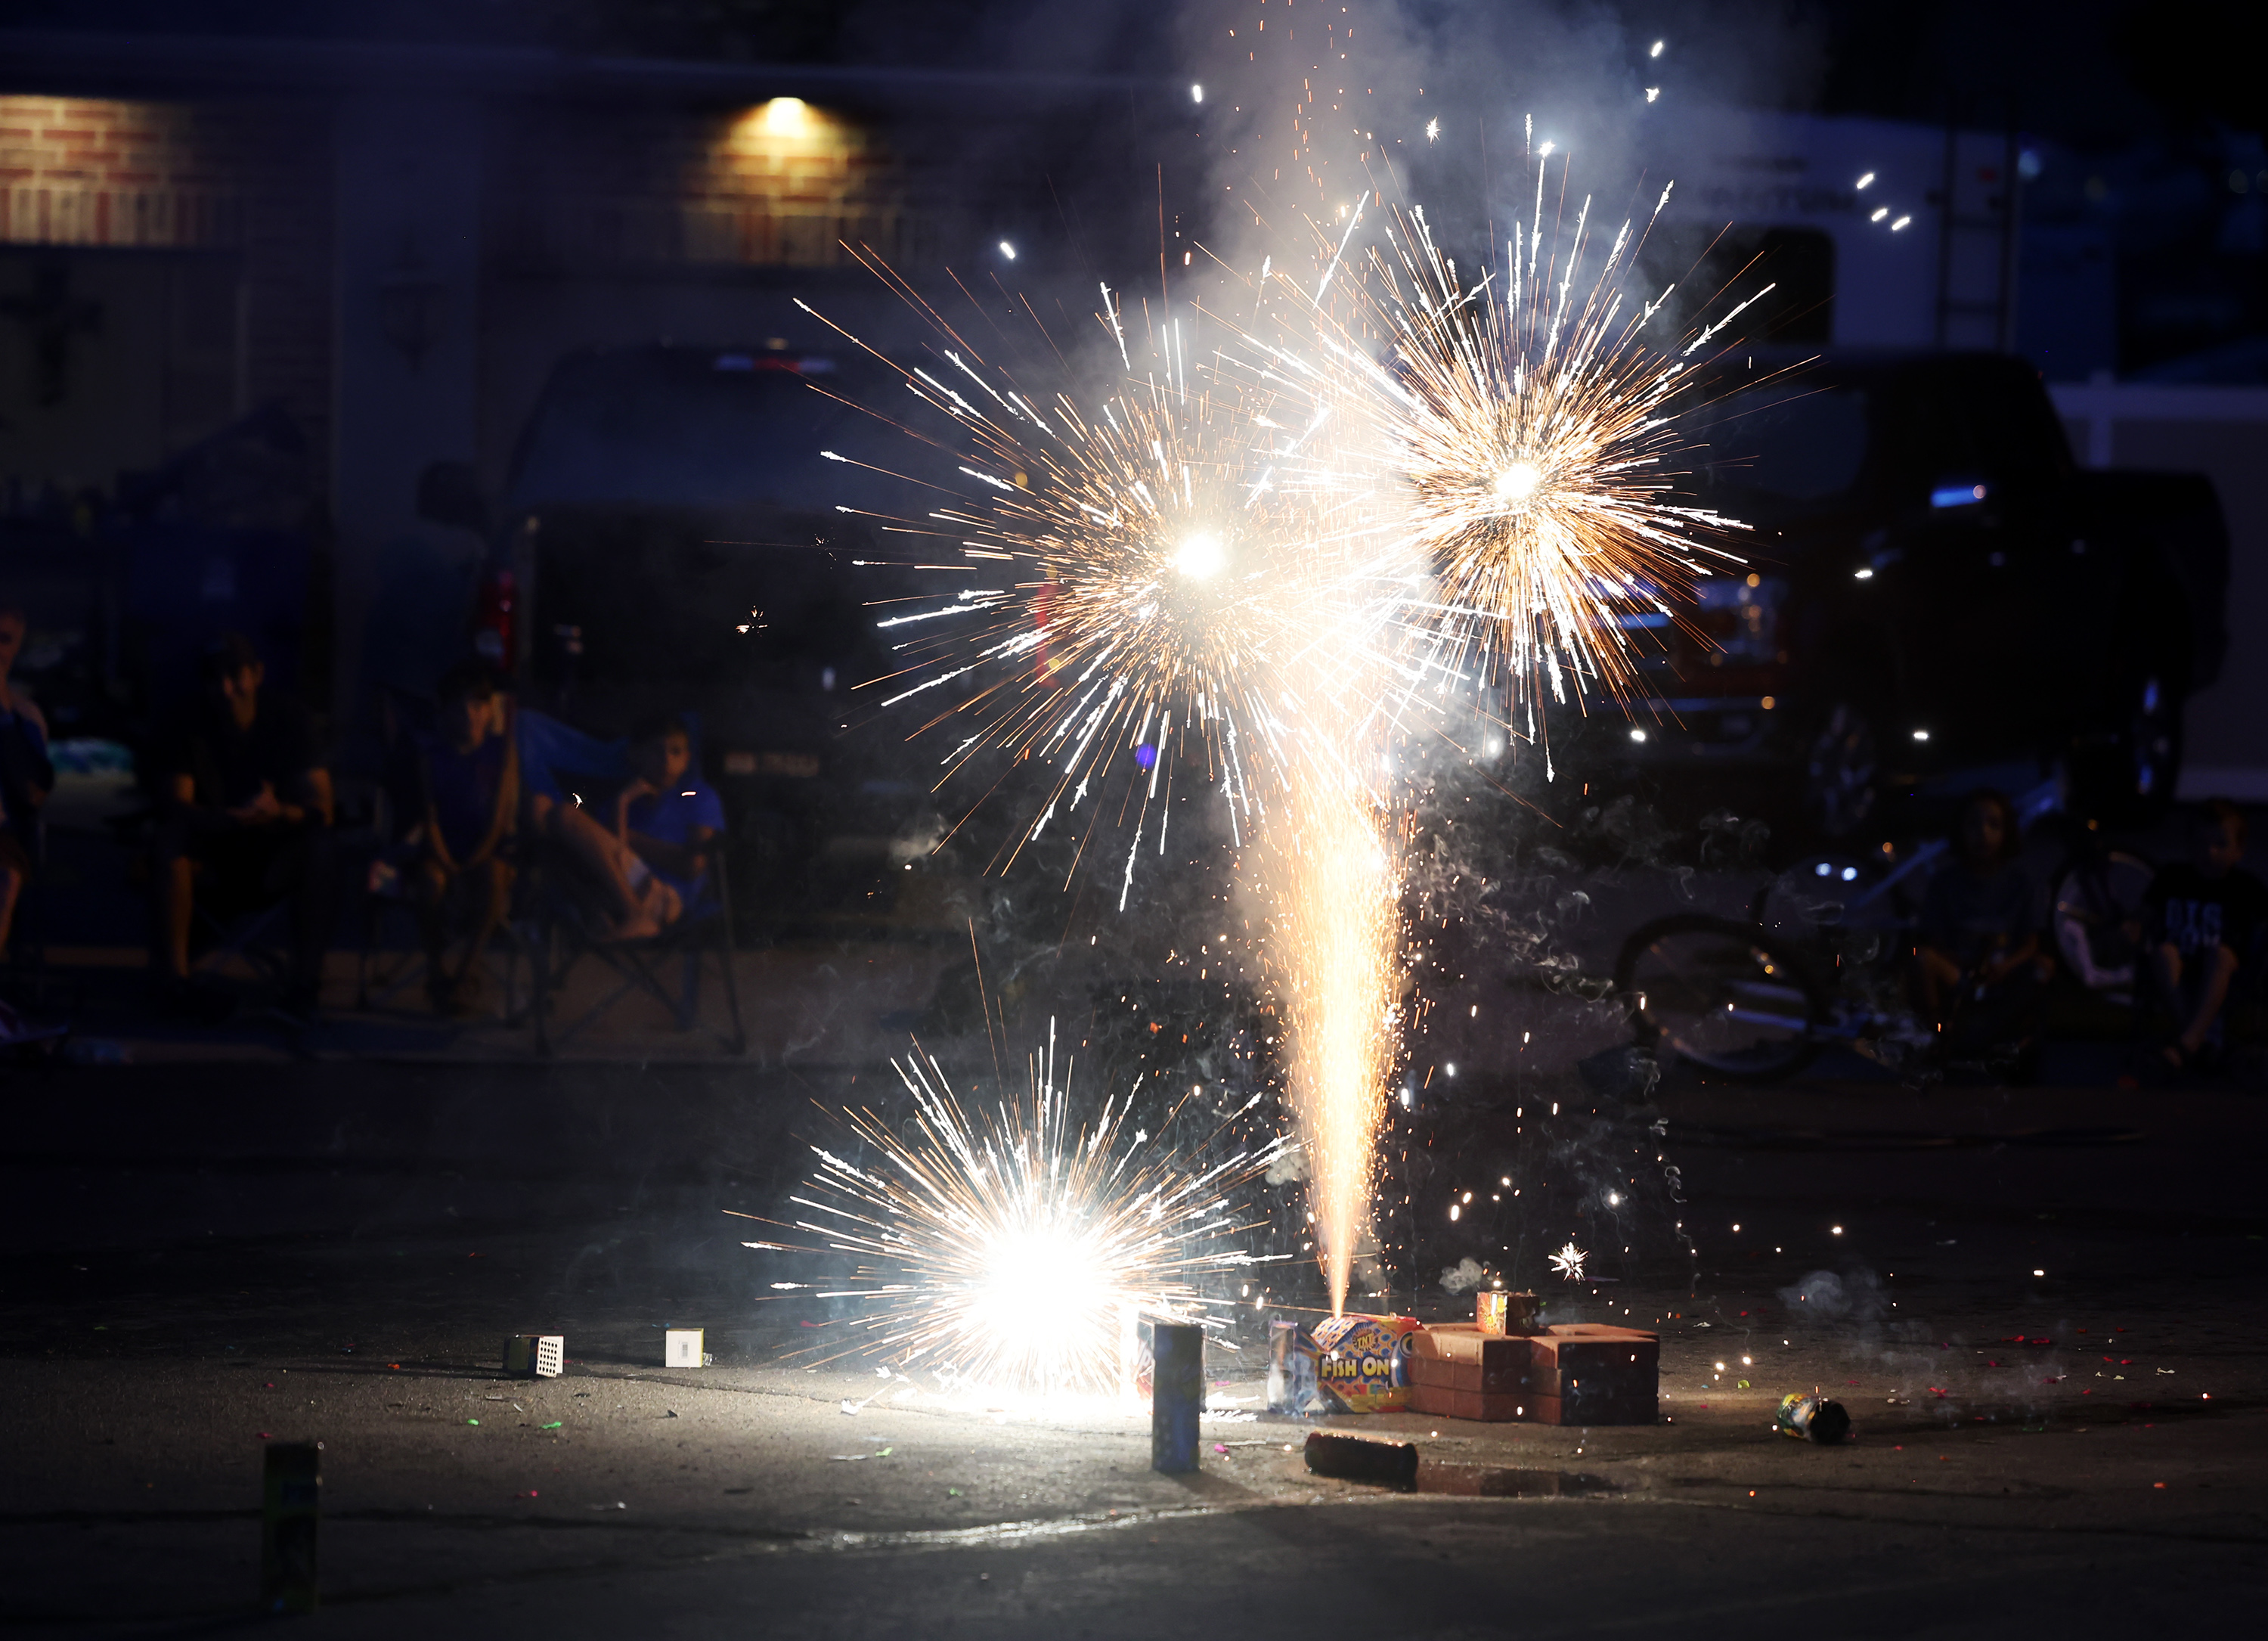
1408, 1382, 1526, 1422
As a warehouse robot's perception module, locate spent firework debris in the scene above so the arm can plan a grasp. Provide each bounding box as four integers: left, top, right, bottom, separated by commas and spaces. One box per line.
748, 1022, 1292, 1398
803, 262, 1400, 892
1549, 1239, 1590, 1282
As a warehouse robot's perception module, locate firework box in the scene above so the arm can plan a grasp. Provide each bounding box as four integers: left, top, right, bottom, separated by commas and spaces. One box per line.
1406, 1323, 1529, 1421
664, 1329, 705, 1368
1266, 1320, 1328, 1414
1405, 1323, 1659, 1425
503, 1335, 563, 1379
1523, 1324, 1658, 1425
1475, 1291, 1541, 1335
1310, 1314, 1422, 1413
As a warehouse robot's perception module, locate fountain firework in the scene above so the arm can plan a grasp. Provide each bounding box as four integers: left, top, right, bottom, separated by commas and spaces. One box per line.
742, 1025, 1291, 1397
1264, 758, 1401, 1314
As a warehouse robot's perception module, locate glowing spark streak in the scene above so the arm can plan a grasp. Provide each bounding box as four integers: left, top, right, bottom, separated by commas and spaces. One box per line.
1267, 762, 1398, 1316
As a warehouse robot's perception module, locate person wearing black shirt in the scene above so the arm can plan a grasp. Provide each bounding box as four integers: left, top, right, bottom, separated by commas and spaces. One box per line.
406, 663, 519, 1014
1914, 789, 2043, 1028
2146, 799, 2267, 1069
154, 634, 335, 1020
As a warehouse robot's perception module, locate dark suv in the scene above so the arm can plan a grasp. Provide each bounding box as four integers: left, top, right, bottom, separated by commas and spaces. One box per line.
1565, 351, 2229, 834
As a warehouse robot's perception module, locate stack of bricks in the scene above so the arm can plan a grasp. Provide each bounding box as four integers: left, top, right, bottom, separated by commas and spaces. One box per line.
1408, 1322, 1659, 1425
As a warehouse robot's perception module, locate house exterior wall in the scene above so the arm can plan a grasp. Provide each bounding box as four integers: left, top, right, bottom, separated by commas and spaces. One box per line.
0, 93, 332, 484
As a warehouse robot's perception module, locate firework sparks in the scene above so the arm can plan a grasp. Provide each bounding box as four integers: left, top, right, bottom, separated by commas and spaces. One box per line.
1549, 1239, 1589, 1282
1252, 154, 1755, 754
809, 270, 1393, 889
1378, 184, 1752, 719
745, 1024, 1290, 1399
1264, 759, 1400, 1315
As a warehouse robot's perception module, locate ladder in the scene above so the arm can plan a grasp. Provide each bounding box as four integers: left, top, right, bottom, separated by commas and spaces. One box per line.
1933, 117, 2022, 351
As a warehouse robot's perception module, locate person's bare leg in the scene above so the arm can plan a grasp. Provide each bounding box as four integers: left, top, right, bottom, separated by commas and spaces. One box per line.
2177, 945, 2240, 1059
2155, 943, 2187, 1063
1916, 947, 1960, 1022
414, 861, 454, 1004
546, 803, 660, 937
0, 863, 20, 958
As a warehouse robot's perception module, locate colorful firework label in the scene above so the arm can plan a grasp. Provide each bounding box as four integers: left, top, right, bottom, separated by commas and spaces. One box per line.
1309, 1314, 1421, 1413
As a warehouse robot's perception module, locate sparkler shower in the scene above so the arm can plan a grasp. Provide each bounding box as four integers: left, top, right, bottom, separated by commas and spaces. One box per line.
1265, 759, 1400, 1314
743, 1027, 1289, 1397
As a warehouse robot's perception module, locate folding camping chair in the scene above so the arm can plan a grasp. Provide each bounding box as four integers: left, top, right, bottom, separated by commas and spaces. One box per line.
349, 687, 545, 1022
0, 810, 74, 1013
524, 837, 746, 1058
353, 805, 537, 1021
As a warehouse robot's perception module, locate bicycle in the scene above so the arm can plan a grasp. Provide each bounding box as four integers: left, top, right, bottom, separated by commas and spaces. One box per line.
1617, 780, 2102, 1084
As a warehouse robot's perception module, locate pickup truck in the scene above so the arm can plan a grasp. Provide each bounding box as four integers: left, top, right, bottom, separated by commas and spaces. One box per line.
1569, 349, 2229, 834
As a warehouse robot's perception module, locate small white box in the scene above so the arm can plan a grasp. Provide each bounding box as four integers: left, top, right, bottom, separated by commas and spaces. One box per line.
665, 1329, 705, 1368
505, 1335, 564, 1378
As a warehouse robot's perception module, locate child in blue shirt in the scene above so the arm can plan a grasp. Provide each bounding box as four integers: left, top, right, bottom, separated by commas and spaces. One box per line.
613, 715, 724, 910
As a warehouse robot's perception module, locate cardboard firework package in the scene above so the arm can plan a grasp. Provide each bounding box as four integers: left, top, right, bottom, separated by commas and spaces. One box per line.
1267, 1320, 1328, 1413
1310, 1314, 1422, 1413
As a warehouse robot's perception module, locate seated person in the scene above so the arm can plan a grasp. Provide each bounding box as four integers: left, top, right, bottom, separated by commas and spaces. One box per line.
403, 663, 520, 1013
0, 599, 54, 960
1914, 788, 2043, 1028
517, 723, 689, 945
613, 715, 724, 911
2143, 799, 2267, 1070
153, 633, 333, 1019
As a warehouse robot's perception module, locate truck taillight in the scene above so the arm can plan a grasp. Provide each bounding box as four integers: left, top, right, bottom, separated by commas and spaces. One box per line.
473, 569, 516, 668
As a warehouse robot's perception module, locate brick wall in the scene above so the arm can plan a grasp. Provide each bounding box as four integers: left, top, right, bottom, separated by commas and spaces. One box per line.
0, 95, 243, 248
0, 95, 332, 485
488, 99, 934, 273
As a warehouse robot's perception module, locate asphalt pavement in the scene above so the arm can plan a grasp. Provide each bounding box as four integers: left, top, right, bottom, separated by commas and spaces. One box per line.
3, 1047, 2263, 1637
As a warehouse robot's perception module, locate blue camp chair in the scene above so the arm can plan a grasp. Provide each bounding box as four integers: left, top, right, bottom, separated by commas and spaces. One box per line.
516, 709, 745, 1058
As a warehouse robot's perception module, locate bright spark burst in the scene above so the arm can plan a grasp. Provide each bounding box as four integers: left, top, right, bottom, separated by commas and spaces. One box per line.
1247, 147, 1761, 749
809, 265, 1393, 889
745, 1025, 1290, 1398
1369, 186, 1752, 718
1549, 1240, 1589, 1282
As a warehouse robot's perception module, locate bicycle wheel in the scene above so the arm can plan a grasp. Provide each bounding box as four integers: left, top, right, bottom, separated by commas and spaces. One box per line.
1614, 914, 1830, 1082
